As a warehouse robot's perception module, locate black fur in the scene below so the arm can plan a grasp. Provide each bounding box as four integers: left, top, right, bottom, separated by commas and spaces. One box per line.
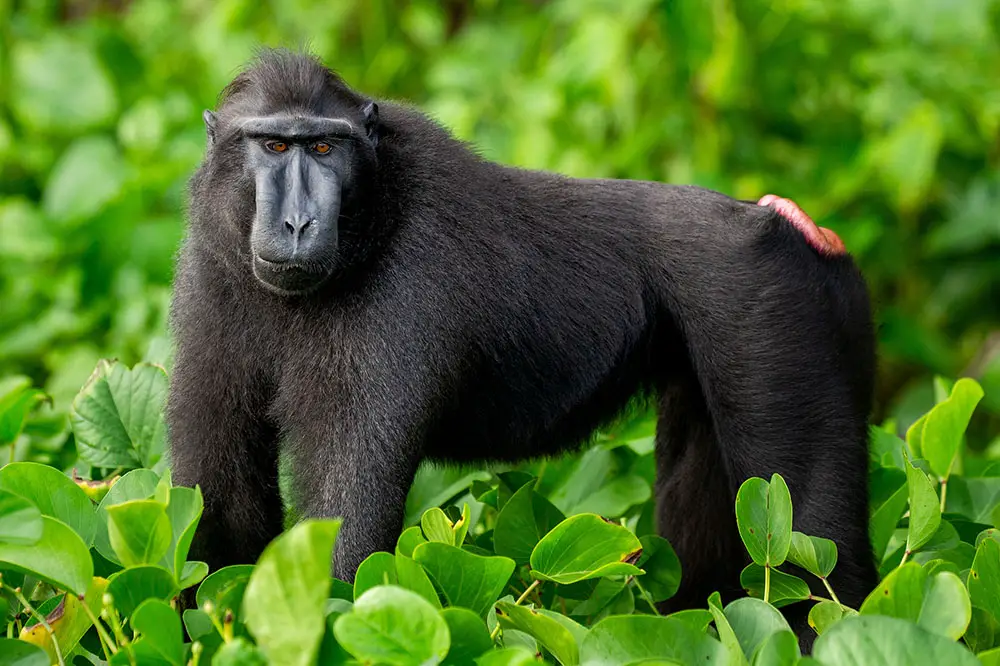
167, 51, 877, 638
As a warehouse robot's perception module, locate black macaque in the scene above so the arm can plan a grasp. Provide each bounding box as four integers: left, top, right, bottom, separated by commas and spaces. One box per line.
167, 50, 876, 643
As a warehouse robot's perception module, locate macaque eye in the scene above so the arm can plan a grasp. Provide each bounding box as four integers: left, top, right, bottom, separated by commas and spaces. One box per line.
265, 141, 288, 153
312, 142, 332, 154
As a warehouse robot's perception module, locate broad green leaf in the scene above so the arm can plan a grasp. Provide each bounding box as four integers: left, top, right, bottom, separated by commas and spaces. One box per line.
0, 462, 97, 546
132, 599, 185, 666
212, 637, 269, 666
93, 468, 160, 565
162, 486, 203, 580
413, 542, 515, 617
969, 538, 1000, 623
707, 591, 748, 666
869, 468, 908, 561
917, 571, 971, 640
906, 460, 941, 553
422, 507, 457, 544
786, 532, 838, 578
735, 475, 792, 567
750, 630, 799, 666
10, 36, 118, 134
69, 360, 169, 469
946, 476, 1000, 524
334, 585, 450, 666
636, 535, 681, 603
980, 647, 1000, 666
476, 648, 537, 666
441, 607, 492, 666
496, 602, 584, 666
812, 615, 979, 665
964, 605, 999, 653
808, 600, 850, 635
859, 562, 926, 620
0, 384, 48, 445
355, 552, 399, 599
0, 489, 42, 545
243, 519, 340, 666
0, 515, 92, 595
43, 136, 127, 225
106, 565, 179, 617
921, 378, 983, 480
0, 638, 48, 666
666, 609, 714, 633
739, 565, 811, 608
19, 577, 106, 663
107, 499, 172, 568
405, 465, 490, 527
580, 615, 728, 666
724, 597, 791, 660
529, 514, 642, 584
396, 526, 427, 558
396, 554, 442, 608
180, 560, 209, 589
196, 564, 254, 620
183, 609, 223, 664
570, 475, 651, 518
494, 482, 565, 565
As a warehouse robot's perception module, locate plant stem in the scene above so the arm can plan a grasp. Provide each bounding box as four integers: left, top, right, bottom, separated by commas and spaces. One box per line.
939, 478, 948, 513
820, 577, 841, 606
632, 578, 662, 616
8, 585, 64, 666
899, 549, 910, 566
80, 598, 117, 658
515, 580, 540, 606
763, 566, 771, 604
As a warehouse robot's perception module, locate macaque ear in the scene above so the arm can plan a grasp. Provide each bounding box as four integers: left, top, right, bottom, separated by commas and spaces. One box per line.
362, 101, 379, 148
203, 110, 218, 148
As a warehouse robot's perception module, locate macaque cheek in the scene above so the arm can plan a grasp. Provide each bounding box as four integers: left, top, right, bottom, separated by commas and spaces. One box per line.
757, 194, 846, 257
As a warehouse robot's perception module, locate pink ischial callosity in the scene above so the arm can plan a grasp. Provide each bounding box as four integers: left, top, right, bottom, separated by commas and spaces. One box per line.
758, 194, 846, 257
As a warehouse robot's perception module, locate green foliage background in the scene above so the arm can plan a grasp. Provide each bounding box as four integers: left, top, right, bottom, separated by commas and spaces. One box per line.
1, 0, 999, 445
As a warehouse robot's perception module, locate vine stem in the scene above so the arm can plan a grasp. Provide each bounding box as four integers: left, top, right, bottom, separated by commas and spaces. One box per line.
490, 580, 543, 642
7, 584, 64, 666
940, 478, 949, 513
632, 578, 662, 616
820, 577, 841, 606
763, 566, 771, 604
80, 599, 117, 659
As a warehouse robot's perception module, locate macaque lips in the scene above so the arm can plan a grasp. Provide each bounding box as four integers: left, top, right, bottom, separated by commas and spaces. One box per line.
758, 194, 847, 257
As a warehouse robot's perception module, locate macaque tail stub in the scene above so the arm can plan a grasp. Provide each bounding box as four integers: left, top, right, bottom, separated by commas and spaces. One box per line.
758, 194, 846, 257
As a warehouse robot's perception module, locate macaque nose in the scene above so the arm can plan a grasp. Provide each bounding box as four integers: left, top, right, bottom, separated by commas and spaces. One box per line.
283, 214, 314, 238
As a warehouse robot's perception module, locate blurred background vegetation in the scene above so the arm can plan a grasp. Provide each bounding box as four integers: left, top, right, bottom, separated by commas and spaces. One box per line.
1, 0, 999, 461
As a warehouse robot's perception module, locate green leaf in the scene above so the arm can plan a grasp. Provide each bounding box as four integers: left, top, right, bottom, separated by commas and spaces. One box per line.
869, 468, 909, 561
707, 591, 748, 666
355, 552, 399, 599
405, 466, 490, 527
529, 514, 642, 584
10, 36, 118, 134
969, 538, 1000, 624
750, 630, 799, 666
786, 532, 838, 578
906, 459, 942, 553
859, 562, 926, 620
413, 542, 515, 617
422, 508, 457, 545
93, 469, 160, 565
197, 564, 254, 619
183, 609, 223, 664
0, 462, 97, 546
921, 378, 984, 480
808, 600, 850, 636
132, 599, 185, 666
212, 637, 269, 666
396, 526, 427, 558
735, 475, 792, 567
162, 486, 203, 580
243, 519, 340, 666
475, 648, 537, 666
580, 615, 728, 666
43, 136, 127, 225
107, 499, 172, 568
496, 602, 584, 666
569, 475, 651, 518
724, 597, 791, 662
334, 585, 450, 666
494, 482, 565, 565
635, 535, 681, 603
0, 638, 49, 666
106, 565, 179, 617
441, 607, 492, 666
965, 605, 999, 653
739, 565, 811, 608
69, 360, 169, 469
180, 560, 209, 589
19, 577, 106, 663
0, 384, 48, 446
812, 615, 979, 665
0, 489, 42, 545
917, 571, 971, 640
396, 554, 442, 608
0, 515, 92, 595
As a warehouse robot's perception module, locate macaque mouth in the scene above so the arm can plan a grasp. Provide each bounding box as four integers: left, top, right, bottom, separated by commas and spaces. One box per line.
252, 254, 333, 295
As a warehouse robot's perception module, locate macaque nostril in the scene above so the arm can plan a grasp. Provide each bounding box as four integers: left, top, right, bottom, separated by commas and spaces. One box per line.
284, 218, 313, 236
284, 219, 295, 235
